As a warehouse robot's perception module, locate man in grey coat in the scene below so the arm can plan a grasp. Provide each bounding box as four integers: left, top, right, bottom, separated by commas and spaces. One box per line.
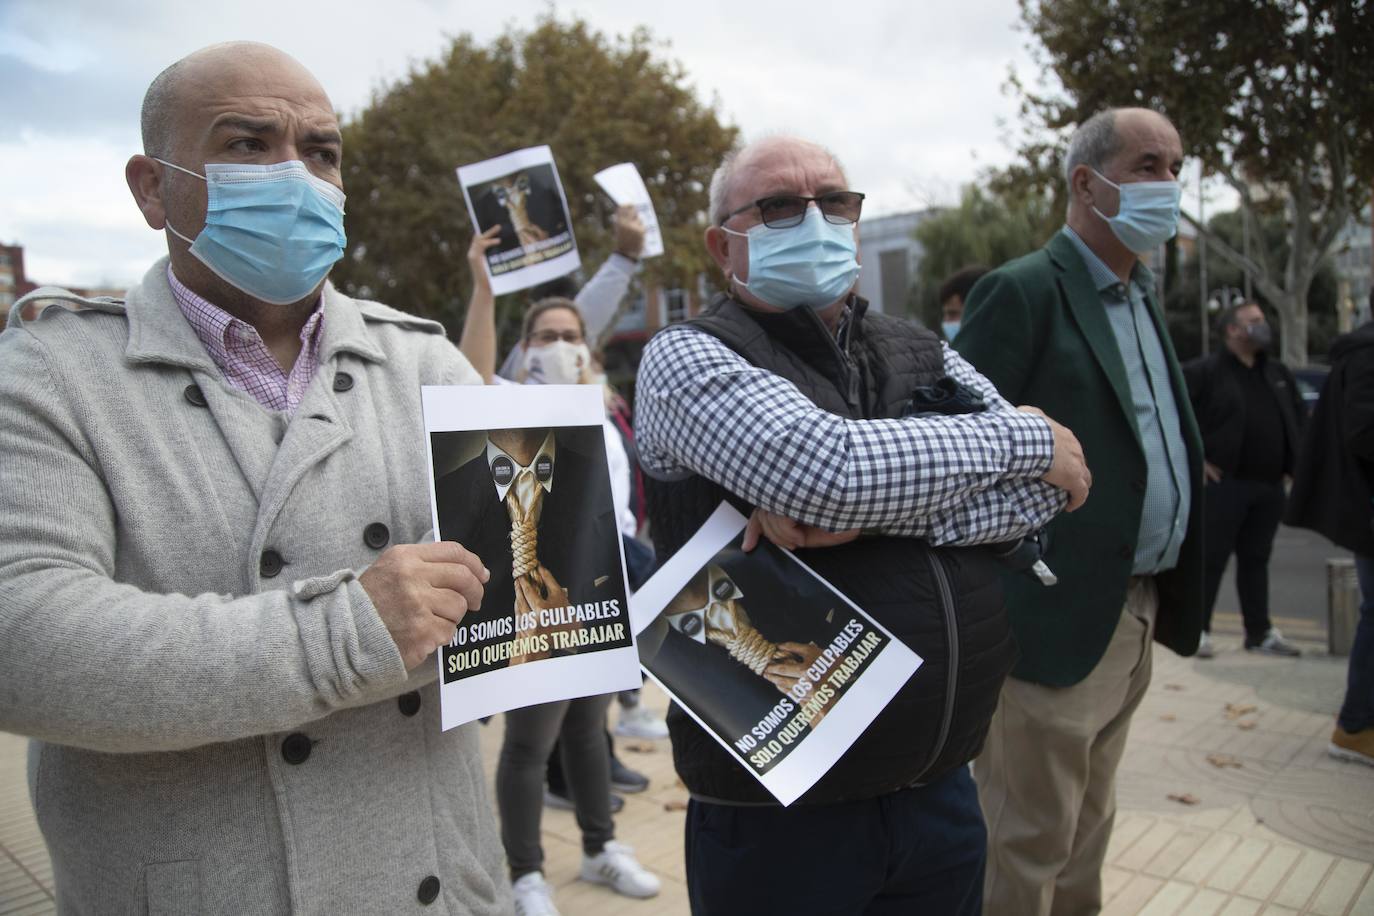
0, 43, 512, 915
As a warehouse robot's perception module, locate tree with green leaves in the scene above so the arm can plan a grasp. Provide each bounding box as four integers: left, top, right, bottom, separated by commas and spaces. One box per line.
911, 182, 1058, 326
1009, 0, 1373, 364
333, 15, 738, 347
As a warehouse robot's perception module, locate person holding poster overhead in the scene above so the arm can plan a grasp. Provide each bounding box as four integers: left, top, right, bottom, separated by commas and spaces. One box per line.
634, 135, 1089, 915
436, 297, 660, 915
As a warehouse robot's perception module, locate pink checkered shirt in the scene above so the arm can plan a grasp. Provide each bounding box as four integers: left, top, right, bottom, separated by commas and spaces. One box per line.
167, 266, 324, 413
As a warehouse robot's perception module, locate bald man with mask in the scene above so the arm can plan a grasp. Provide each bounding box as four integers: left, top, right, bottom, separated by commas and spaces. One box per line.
0, 44, 510, 914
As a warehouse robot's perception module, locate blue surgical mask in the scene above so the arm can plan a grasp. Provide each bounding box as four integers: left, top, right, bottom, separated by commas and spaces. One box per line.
1091, 169, 1181, 254
942, 320, 961, 341
157, 159, 347, 305
722, 206, 860, 309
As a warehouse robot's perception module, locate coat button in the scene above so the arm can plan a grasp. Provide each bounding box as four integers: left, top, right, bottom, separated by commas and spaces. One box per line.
398, 691, 422, 717
281, 732, 312, 765
417, 875, 440, 905
333, 372, 354, 392
363, 522, 390, 550
183, 384, 208, 407
260, 549, 284, 579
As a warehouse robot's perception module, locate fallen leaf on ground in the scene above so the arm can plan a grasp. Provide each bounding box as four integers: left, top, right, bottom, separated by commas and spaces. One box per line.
1206, 753, 1243, 769
1159, 713, 1177, 722
1167, 792, 1201, 805
1237, 719, 1258, 730
1164, 683, 1186, 691
663, 799, 688, 812
623, 741, 657, 754
1224, 703, 1258, 720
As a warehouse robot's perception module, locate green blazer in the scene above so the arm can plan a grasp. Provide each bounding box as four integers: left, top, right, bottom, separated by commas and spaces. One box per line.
954, 232, 1204, 687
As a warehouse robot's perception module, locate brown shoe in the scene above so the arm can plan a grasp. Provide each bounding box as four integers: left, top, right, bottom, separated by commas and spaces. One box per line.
1328, 726, 1374, 767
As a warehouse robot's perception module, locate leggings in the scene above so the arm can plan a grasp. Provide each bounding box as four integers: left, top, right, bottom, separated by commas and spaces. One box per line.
497, 692, 615, 879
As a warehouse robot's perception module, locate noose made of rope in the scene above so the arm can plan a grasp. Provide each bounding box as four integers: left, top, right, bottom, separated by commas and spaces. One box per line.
710, 623, 778, 677
510, 516, 539, 579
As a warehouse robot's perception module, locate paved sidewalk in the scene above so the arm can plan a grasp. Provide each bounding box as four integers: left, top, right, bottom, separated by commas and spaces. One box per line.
2, 627, 1371, 915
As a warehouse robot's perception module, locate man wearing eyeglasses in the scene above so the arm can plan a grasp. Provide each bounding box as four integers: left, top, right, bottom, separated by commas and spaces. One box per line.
633, 135, 1090, 915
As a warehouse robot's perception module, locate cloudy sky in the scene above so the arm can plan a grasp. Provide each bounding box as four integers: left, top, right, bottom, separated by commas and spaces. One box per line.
2, 0, 1058, 288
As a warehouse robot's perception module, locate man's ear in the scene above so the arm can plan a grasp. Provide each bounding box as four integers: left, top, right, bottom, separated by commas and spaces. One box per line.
704, 225, 731, 273
126, 155, 167, 230
1070, 164, 1096, 208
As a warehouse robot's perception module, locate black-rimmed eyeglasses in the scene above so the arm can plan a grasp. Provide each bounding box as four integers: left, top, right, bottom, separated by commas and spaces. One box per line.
719, 191, 865, 228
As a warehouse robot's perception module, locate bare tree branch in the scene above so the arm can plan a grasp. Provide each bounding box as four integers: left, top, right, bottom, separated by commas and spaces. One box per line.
1182, 210, 1286, 305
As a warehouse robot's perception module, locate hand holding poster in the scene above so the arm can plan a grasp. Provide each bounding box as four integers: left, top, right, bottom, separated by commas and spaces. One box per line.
424, 384, 641, 729
458, 146, 581, 295
593, 163, 664, 258
630, 503, 922, 806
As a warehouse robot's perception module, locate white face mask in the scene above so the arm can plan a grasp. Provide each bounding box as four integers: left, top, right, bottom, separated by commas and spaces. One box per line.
523, 340, 591, 385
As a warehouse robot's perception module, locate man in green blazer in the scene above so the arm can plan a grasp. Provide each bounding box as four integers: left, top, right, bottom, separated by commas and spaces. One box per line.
954, 107, 1204, 916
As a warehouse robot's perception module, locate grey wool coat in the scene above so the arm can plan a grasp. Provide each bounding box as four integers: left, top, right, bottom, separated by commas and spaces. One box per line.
0, 260, 513, 916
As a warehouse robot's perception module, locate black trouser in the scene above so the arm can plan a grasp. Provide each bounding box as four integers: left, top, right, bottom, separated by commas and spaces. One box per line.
685, 767, 985, 915
1202, 476, 1286, 643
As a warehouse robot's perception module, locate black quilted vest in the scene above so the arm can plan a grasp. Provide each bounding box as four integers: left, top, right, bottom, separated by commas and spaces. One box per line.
646, 294, 1018, 805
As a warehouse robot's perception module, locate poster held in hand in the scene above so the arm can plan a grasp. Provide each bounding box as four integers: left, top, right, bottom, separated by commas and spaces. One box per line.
458, 145, 581, 295
593, 162, 664, 258
424, 384, 640, 730
630, 503, 922, 806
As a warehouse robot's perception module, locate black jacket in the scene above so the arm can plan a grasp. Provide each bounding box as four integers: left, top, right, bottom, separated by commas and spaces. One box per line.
1182, 347, 1305, 477
432, 426, 628, 673
645, 294, 1018, 805
1286, 322, 1374, 555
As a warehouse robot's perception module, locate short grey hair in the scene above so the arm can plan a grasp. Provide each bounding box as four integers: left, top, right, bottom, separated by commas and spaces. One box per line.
141, 59, 186, 159
708, 135, 847, 225
1063, 110, 1122, 187
708, 147, 744, 225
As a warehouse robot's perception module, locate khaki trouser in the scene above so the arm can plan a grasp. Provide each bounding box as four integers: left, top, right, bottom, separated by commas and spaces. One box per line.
974, 577, 1157, 916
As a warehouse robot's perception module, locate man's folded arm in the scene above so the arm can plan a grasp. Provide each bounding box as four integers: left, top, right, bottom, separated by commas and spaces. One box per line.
634, 326, 1055, 534
845, 344, 1065, 543
0, 336, 412, 754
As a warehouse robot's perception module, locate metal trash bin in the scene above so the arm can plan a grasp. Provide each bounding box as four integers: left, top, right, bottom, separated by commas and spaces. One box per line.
1328, 557, 1360, 656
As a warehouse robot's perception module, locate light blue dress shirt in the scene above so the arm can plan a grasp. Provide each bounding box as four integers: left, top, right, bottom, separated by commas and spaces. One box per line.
1062, 227, 1192, 574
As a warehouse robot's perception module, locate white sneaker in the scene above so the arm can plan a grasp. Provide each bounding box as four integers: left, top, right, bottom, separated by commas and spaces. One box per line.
511, 872, 560, 916
580, 841, 661, 898
1197, 631, 1214, 659
1246, 627, 1302, 657
614, 704, 669, 739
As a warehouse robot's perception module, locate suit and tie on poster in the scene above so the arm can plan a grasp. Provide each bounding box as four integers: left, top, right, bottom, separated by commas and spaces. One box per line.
423, 384, 640, 729
630, 504, 923, 805
457, 145, 580, 295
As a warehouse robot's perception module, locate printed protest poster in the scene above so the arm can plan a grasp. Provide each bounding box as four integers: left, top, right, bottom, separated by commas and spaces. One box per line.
458, 145, 581, 295
424, 384, 641, 729
592, 162, 665, 258
630, 503, 922, 805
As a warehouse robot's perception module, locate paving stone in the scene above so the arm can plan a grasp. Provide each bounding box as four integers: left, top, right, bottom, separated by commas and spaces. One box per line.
1209, 837, 1275, 894
1234, 843, 1302, 901
1271, 849, 1335, 910
1215, 897, 1263, 916
1306, 858, 1371, 915
1138, 879, 1200, 916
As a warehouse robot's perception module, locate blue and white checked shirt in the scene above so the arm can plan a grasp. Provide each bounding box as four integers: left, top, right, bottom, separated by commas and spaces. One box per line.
1062, 227, 1191, 573
635, 315, 1067, 546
